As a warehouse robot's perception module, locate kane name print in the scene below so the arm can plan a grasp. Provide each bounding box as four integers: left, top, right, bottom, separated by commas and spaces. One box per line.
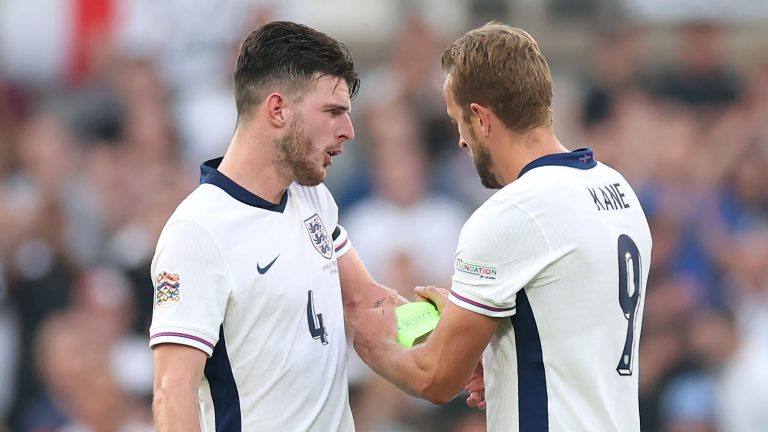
588, 183, 630, 211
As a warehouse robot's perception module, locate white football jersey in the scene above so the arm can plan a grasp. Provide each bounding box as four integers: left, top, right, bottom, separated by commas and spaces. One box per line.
449, 149, 652, 432
149, 158, 354, 431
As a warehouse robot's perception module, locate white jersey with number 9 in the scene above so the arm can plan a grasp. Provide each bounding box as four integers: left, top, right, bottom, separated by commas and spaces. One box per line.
448, 149, 652, 432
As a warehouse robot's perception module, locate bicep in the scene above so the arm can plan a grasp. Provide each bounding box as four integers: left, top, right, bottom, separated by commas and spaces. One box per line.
149, 220, 230, 353
451, 202, 553, 313
153, 343, 207, 392
153, 343, 206, 431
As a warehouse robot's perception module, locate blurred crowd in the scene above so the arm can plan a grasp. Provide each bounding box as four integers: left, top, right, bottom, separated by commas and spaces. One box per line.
0, 1, 767, 431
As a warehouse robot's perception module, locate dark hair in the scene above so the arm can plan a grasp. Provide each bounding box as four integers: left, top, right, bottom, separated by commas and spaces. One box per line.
234, 21, 360, 120
442, 22, 553, 133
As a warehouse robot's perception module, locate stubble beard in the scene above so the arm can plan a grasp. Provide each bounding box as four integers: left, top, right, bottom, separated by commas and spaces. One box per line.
467, 124, 502, 189
275, 116, 326, 186
474, 145, 502, 189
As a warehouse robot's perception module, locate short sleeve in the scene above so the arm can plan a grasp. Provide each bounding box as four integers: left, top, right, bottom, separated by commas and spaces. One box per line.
448, 200, 559, 318
149, 220, 233, 356
317, 184, 341, 229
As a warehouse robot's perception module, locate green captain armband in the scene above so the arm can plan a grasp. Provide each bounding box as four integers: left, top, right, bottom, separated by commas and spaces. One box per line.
396, 302, 440, 348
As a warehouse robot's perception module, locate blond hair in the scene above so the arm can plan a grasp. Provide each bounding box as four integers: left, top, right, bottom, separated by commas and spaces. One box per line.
442, 22, 553, 133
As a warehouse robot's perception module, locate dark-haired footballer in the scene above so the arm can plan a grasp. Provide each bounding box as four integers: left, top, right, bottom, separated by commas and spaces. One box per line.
149, 21, 401, 431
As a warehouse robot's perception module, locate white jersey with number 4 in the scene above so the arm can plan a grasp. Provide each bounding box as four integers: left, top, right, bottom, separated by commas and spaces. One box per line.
149, 158, 354, 431
449, 149, 652, 432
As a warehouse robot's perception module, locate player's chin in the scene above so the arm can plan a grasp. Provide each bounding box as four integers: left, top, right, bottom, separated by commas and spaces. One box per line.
295, 167, 328, 186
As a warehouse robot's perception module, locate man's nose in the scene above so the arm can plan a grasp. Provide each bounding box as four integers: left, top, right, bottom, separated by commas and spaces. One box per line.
338, 116, 355, 142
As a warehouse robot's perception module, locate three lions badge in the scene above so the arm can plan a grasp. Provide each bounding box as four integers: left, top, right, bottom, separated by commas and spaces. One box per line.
304, 214, 332, 259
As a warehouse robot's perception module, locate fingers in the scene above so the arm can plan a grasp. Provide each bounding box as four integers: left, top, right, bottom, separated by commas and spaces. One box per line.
466, 391, 486, 410
415, 285, 450, 297
382, 292, 399, 308
465, 375, 484, 394
413, 285, 449, 311
465, 360, 485, 409
373, 290, 402, 309
394, 294, 409, 306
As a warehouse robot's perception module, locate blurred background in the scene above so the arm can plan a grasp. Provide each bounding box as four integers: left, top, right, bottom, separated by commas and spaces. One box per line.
0, 0, 767, 431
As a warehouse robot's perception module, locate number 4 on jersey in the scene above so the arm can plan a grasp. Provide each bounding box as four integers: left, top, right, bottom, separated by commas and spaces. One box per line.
307, 290, 328, 345
617, 235, 642, 376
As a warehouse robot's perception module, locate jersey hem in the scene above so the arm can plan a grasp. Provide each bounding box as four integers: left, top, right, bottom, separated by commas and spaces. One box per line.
149, 326, 218, 356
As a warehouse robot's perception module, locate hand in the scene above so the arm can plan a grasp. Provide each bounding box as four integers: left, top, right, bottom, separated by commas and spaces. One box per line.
373, 288, 409, 308
465, 361, 486, 410
352, 294, 399, 367
414, 285, 450, 312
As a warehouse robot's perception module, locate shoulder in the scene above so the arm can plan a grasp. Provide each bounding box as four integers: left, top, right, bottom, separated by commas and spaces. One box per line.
157, 217, 219, 254
159, 186, 232, 246
466, 189, 539, 231
152, 216, 229, 286
170, 184, 235, 224
459, 192, 548, 256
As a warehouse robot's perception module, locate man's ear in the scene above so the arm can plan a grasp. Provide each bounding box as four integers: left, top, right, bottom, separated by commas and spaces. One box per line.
265, 93, 289, 128
469, 103, 492, 137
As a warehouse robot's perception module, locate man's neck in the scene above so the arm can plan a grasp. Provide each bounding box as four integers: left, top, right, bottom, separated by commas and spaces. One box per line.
216, 127, 292, 204
493, 127, 567, 186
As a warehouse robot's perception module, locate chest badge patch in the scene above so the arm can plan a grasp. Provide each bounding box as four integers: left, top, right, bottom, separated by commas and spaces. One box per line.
304, 213, 332, 259
155, 272, 181, 307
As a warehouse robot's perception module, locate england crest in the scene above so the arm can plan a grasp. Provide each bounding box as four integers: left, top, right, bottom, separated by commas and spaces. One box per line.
304, 213, 332, 259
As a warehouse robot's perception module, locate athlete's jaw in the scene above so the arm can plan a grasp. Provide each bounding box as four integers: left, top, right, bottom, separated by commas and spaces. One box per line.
292, 144, 344, 186
464, 125, 502, 189
472, 144, 501, 189
276, 119, 325, 186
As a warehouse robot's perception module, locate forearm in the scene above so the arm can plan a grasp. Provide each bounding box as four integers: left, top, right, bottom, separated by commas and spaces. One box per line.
339, 248, 407, 323
343, 282, 405, 321
358, 339, 460, 404
153, 384, 200, 432
353, 300, 497, 405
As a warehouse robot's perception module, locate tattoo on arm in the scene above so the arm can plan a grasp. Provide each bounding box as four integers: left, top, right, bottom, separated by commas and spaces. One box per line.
373, 297, 387, 308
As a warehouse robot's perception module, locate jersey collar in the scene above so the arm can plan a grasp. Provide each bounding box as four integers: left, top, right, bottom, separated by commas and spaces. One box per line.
518, 148, 597, 179
200, 157, 288, 213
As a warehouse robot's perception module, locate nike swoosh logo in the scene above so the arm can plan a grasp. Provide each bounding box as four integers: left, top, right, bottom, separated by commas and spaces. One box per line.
257, 255, 279, 274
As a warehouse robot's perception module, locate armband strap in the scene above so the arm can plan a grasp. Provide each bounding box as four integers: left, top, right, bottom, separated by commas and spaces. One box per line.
396, 302, 440, 348
332, 225, 352, 256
